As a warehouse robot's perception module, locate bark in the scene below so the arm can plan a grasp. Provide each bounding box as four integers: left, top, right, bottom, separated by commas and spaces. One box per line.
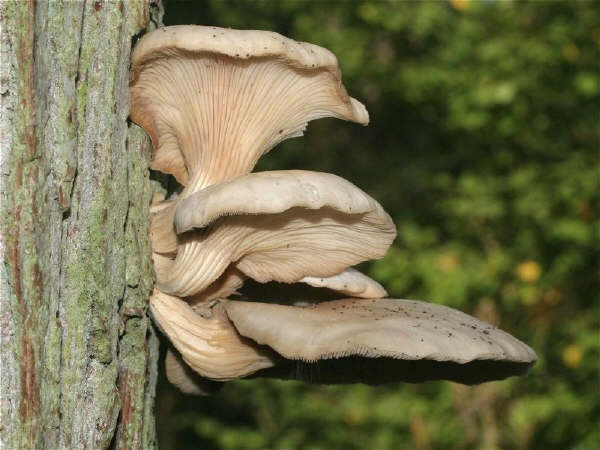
1, 1, 163, 448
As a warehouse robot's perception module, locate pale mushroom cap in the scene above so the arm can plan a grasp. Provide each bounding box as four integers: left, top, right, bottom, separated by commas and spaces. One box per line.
132, 25, 342, 74
224, 298, 537, 366
158, 171, 396, 297
149, 290, 277, 380
300, 268, 388, 299
130, 25, 368, 189
175, 170, 378, 234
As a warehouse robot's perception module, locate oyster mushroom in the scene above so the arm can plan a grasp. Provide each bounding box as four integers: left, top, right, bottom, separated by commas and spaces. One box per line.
157, 170, 396, 297
132, 26, 537, 392
157, 294, 536, 388
223, 298, 537, 385
131, 25, 370, 263
130, 24, 368, 191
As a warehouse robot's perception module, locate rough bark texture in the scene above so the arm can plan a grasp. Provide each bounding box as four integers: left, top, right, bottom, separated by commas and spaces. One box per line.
1, 1, 163, 448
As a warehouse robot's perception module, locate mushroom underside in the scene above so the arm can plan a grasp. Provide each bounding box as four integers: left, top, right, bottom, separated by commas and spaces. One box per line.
252, 355, 534, 386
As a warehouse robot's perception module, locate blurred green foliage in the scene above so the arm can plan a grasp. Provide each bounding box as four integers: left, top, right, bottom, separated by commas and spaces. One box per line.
158, 1, 599, 449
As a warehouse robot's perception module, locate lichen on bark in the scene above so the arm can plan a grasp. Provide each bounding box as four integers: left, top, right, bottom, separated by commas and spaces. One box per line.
1, 1, 163, 449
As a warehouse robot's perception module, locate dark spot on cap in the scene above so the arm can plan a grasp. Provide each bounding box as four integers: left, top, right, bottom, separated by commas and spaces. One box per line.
94, 1, 101, 11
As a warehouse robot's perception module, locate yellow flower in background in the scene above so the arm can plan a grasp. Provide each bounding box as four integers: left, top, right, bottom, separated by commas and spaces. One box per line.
562, 344, 584, 368
516, 260, 542, 282
436, 252, 460, 272
343, 411, 363, 427
450, 0, 470, 10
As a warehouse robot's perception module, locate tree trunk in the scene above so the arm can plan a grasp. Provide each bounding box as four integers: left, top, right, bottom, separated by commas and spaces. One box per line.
1, 1, 163, 448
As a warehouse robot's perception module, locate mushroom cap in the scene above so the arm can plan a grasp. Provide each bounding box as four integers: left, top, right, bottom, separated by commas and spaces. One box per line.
158, 171, 396, 297
149, 289, 277, 380
130, 25, 368, 189
300, 268, 387, 299
224, 298, 537, 384
132, 25, 351, 75
175, 170, 381, 234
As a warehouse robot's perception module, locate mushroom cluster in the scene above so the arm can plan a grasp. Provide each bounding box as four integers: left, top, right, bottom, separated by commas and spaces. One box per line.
130, 25, 536, 394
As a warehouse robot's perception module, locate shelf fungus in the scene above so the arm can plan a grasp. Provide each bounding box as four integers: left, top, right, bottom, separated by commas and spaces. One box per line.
157, 170, 396, 297
131, 25, 536, 393
130, 25, 368, 190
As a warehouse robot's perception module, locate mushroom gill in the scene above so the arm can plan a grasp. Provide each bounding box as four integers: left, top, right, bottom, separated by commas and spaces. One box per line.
149, 289, 277, 380
130, 25, 368, 190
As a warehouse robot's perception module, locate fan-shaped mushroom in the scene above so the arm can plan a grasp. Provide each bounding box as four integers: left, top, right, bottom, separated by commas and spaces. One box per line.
131, 25, 537, 392
130, 25, 367, 190
157, 170, 396, 297
223, 298, 537, 385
